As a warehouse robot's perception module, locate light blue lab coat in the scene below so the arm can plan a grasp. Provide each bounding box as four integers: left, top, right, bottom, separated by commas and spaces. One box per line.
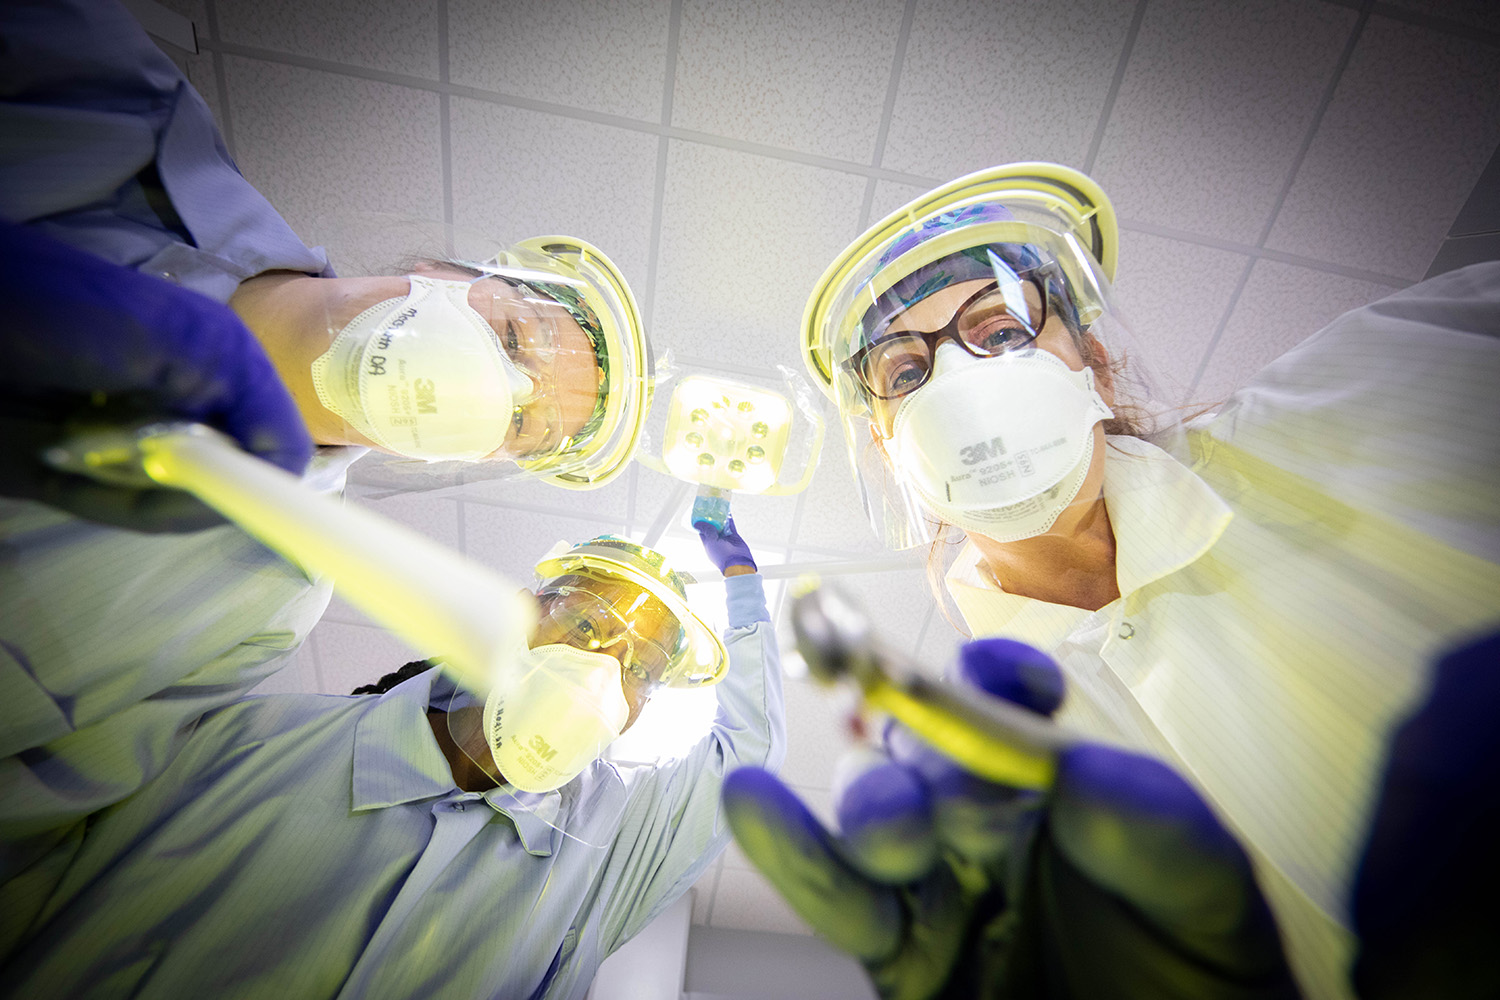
0, 0, 347, 906
0, 0, 331, 300
1, 574, 785, 1000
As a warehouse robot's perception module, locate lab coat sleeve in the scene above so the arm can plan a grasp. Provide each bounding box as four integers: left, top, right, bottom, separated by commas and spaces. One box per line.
0, 0, 330, 301
1201, 259, 1500, 565
592, 572, 787, 953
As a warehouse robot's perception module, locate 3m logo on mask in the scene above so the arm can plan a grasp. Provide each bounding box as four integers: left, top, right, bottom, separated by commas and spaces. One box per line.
529, 735, 558, 762
959, 436, 1007, 466
414, 378, 437, 414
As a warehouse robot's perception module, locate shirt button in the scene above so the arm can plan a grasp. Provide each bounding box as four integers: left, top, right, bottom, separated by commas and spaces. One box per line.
160, 270, 179, 283
454, 802, 466, 812
1118, 622, 1136, 639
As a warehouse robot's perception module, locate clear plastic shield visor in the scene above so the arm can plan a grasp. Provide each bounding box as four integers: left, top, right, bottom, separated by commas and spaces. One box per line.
821, 216, 1184, 551
443, 570, 688, 847
312, 240, 651, 497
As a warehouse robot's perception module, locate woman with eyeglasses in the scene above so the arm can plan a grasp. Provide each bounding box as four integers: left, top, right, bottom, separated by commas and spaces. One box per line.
728, 162, 1500, 999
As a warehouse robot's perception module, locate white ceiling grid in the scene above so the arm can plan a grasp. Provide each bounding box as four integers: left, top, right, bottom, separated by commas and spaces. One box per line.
160, 0, 1500, 937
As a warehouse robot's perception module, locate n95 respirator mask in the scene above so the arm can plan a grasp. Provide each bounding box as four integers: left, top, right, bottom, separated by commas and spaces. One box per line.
890, 346, 1114, 543
311, 275, 537, 462
482, 643, 629, 793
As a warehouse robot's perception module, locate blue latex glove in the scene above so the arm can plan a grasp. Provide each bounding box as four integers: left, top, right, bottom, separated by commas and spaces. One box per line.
0, 222, 313, 532
1351, 631, 1500, 1000
693, 514, 757, 575
723, 638, 1298, 1000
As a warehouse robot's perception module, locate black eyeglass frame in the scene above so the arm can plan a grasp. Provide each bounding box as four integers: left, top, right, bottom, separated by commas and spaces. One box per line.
842, 277, 1048, 401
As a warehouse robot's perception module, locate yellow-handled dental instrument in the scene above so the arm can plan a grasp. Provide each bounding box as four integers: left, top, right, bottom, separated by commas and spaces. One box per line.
789, 582, 1067, 790
45, 422, 535, 694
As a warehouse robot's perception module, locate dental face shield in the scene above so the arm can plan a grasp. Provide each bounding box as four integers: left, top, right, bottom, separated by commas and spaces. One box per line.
314, 236, 652, 492
442, 535, 726, 846
800, 162, 1185, 551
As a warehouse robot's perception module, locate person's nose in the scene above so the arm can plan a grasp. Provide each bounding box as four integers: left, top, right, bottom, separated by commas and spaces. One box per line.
928, 339, 983, 380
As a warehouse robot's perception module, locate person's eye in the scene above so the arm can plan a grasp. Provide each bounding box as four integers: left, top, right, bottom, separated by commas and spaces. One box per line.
511, 408, 525, 438
505, 320, 520, 354
975, 326, 1035, 353
568, 618, 601, 647
882, 360, 927, 395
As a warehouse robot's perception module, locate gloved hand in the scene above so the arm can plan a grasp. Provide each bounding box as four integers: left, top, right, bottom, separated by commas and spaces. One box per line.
0, 221, 313, 532
723, 638, 1299, 1000
1352, 631, 1500, 1000
693, 514, 757, 576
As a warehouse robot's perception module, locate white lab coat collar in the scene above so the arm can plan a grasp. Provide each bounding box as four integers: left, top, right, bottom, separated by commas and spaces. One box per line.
351, 667, 566, 856
946, 434, 1233, 644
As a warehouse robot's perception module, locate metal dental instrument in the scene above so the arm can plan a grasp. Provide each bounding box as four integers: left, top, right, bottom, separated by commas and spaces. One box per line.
789, 583, 1066, 790
45, 422, 535, 693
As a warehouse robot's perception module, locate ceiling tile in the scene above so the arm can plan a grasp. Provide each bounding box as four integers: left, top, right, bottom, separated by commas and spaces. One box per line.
709, 867, 813, 935
1094, 0, 1356, 245
629, 468, 698, 539
310, 621, 433, 695
774, 676, 864, 790
869, 179, 933, 226
1427, 233, 1500, 281
1383, 0, 1500, 33
462, 503, 630, 583
788, 440, 889, 557
449, 98, 659, 290
882, 0, 1137, 179
672, 0, 905, 161
1112, 228, 1251, 406
448, 0, 670, 121
150, 0, 206, 24
449, 464, 638, 523
914, 608, 968, 676
652, 141, 867, 370
224, 57, 444, 263
807, 562, 939, 660
1195, 259, 1400, 403
1265, 15, 1500, 280
217, 0, 440, 79
690, 863, 722, 925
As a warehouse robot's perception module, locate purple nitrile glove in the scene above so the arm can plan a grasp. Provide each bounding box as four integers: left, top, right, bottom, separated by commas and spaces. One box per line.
693, 514, 757, 575
0, 221, 313, 532
723, 638, 1298, 1000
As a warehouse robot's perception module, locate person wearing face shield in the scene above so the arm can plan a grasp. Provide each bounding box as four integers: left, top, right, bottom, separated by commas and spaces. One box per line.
745, 162, 1500, 999
0, 526, 783, 1000
0, 0, 650, 927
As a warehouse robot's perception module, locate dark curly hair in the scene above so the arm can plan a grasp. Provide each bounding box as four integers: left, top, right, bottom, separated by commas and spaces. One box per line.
351, 658, 439, 696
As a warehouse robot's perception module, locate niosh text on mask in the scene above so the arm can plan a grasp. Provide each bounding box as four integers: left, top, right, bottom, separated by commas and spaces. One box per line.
891, 349, 1112, 542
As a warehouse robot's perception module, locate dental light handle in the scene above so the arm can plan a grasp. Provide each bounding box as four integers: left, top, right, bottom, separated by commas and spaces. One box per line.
690, 485, 731, 530
49, 422, 534, 693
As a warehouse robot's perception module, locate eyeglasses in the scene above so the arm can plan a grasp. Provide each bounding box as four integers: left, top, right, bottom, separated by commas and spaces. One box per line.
844, 277, 1047, 401
533, 584, 683, 691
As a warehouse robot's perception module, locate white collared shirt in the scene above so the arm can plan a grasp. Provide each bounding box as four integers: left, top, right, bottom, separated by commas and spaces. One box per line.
948, 262, 1500, 1000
